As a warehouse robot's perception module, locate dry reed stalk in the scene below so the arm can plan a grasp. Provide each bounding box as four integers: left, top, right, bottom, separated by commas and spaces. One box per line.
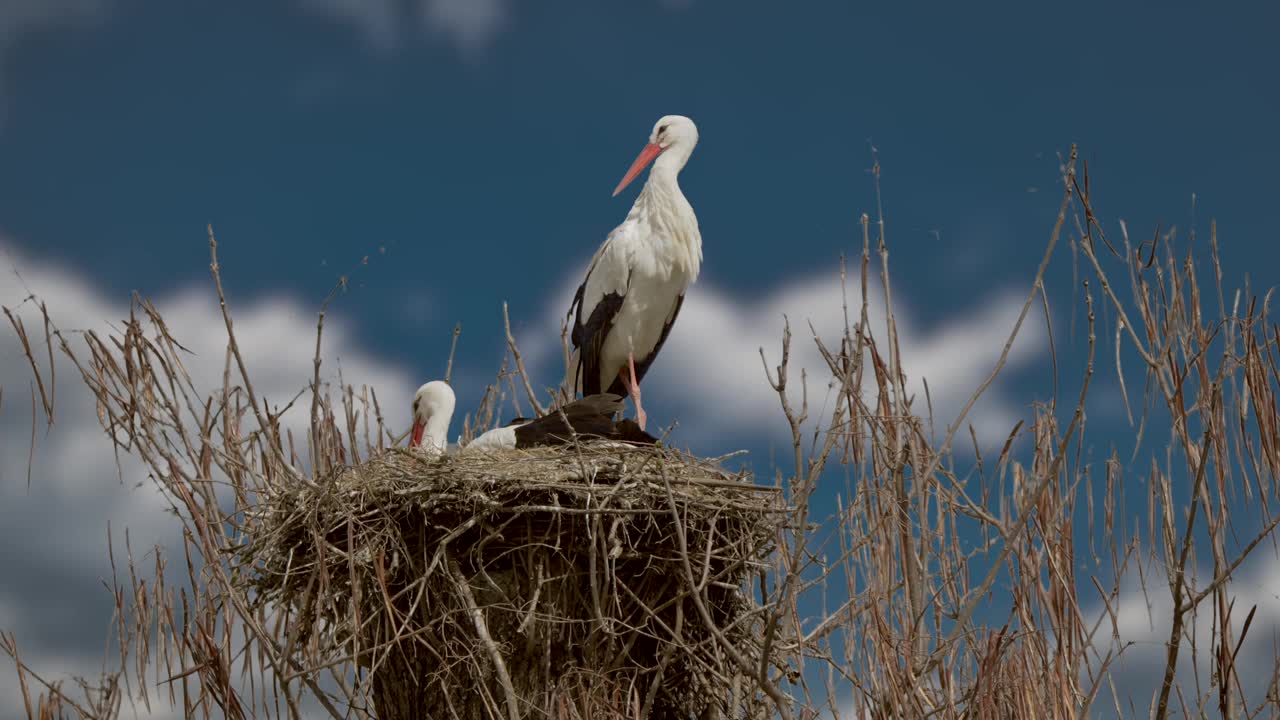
3, 148, 1280, 719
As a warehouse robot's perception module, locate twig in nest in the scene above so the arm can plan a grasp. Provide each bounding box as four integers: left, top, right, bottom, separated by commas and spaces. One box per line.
447, 556, 521, 720
503, 301, 547, 416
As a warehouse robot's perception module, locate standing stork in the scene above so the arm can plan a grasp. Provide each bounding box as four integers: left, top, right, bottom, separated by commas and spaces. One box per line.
566, 115, 701, 431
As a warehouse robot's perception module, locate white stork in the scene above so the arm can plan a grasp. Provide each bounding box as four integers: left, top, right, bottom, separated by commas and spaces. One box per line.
565, 114, 701, 431
409, 381, 457, 454
410, 381, 655, 455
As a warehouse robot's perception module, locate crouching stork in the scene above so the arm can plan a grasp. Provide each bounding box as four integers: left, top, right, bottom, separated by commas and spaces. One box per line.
410, 381, 656, 454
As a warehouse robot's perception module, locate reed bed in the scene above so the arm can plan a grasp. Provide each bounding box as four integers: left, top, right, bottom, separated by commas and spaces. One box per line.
3, 146, 1279, 719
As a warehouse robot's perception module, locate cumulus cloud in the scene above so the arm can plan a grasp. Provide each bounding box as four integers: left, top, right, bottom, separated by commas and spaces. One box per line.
0, 238, 416, 717
419, 0, 508, 53
1093, 550, 1280, 713
525, 266, 1046, 453
818, 551, 1280, 715
301, 0, 693, 56
298, 0, 511, 54
0, 0, 103, 47
298, 0, 401, 51
661, 274, 1040, 446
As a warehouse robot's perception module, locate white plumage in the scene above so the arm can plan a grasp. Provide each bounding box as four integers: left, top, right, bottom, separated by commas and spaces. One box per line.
410, 380, 456, 455
408, 381, 655, 455
410, 381, 518, 454
565, 114, 702, 431
465, 424, 517, 451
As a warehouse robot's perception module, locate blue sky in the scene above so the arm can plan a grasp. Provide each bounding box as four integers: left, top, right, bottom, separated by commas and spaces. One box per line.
2, 0, 1279, 716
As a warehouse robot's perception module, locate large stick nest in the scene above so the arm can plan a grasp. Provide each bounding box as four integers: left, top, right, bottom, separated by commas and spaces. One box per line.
244, 442, 785, 719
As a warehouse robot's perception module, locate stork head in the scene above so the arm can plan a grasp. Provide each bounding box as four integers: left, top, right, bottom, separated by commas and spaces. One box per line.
410, 380, 455, 454
613, 114, 699, 197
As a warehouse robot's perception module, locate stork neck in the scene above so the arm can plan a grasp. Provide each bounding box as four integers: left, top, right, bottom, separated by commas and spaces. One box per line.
648, 145, 691, 188
421, 414, 451, 454
640, 163, 689, 212
632, 147, 702, 281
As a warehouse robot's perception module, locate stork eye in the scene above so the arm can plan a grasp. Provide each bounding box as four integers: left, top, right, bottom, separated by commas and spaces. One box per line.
658, 124, 668, 135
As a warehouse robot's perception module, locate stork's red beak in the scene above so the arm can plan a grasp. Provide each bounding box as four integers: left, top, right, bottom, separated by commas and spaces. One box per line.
410, 420, 425, 448
613, 143, 665, 197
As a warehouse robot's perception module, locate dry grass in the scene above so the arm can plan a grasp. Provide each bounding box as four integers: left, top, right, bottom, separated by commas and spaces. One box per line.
3, 146, 1279, 719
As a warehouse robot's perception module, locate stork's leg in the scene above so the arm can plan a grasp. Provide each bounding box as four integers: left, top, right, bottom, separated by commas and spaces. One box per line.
617, 352, 647, 431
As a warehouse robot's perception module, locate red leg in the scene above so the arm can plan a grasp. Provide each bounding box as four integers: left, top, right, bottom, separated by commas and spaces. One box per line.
617, 352, 647, 431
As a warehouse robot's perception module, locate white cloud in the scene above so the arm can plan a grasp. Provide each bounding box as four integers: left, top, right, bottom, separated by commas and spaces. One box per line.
0, 0, 103, 45
1094, 550, 1280, 713
301, 0, 693, 57
298, 0, 512, 54
816, 552, 1280, 716
663, 274, 1040, 445
298, 0, 401, 51
525, 266, 1046, 453
0, 238, 417, 717
419, 0, 508, 53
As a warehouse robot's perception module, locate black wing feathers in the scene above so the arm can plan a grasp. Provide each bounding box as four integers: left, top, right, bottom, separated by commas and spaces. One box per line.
572, 290, 626, 396
512, 393, 656, 447
612, 418, 659, 445
567, 280, 588, 347
603, 293, 685, 397
567, 251, 633, 397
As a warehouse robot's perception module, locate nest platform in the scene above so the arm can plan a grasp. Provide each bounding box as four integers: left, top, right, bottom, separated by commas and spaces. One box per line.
246, 442, 783, 720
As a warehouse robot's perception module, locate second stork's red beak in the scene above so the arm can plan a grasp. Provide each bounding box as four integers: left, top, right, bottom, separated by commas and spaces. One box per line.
410, 420, 425, 448
613, 143, 665, 197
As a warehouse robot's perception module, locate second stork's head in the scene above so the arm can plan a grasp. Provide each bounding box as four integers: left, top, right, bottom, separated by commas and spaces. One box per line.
613, 114, 699, 197
410, 380, 455, 455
